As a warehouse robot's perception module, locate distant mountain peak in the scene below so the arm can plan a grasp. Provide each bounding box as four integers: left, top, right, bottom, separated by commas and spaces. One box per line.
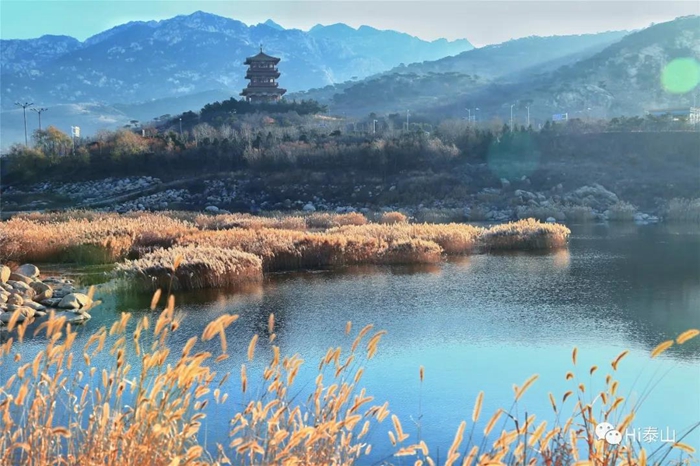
262, 19, 284, 30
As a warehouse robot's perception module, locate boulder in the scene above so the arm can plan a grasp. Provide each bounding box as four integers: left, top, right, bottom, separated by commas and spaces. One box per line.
303, 203, 316, 212
16, 264, 40, 278
7, 294, 24, 306
0, 294, 6, 304
205, 205, 219, 213
8, 280, 31, 292
546, 217, 557, 223
23, 300, 46, 312
58, 293, 92, 310
9, 273, 34, 284
40, 297, 63, 307
0, 307, 35, 323
0, 265, 10, 284
30, 282, 53, 301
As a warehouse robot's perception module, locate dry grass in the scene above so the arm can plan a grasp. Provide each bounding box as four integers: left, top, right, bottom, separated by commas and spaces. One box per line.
607, 201, 638, 222
378, 211, 408, 225
666, 198, 700, 222
1, 212, 569, 288
480, 219, 571, 251
0, 212, 195, 264
1, 297, 696, 465
115, 245, 263, 290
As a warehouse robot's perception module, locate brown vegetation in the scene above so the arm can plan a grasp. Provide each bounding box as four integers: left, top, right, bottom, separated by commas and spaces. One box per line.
1, 212, 570, 289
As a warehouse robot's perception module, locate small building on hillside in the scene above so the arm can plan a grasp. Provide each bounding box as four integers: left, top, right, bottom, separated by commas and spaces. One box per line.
240, 47, 287, 103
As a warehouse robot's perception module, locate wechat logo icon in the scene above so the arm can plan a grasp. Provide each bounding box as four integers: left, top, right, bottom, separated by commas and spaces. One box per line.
596, 422, 622, 445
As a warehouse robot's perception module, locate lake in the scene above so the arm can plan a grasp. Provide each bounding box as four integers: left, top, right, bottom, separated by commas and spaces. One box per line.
4, 222, 700, 462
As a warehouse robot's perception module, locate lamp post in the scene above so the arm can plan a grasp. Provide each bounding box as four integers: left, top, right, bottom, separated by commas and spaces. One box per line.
510, 104, 515, 131
526, 105, 530, 127
179, 117, 183, 139
15, 101, 33, 145
373, 119, 378, 134
475, 107, 480, 123
32, 107, 48, 131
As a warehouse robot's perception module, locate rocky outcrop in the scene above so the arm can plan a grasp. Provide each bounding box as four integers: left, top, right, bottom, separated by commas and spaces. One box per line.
0, 263, 94, 326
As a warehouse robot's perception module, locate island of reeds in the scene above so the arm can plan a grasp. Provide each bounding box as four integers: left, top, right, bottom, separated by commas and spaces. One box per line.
0, 211, 570, 291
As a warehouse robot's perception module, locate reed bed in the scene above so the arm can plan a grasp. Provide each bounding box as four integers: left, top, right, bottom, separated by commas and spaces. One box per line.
666, 198, 700, 222
115, 245, 263, 290
480, 219, 571, 251
0, 213, 196, 264
195, 213, 307, 231
607, 201, 638, 222
1, 298, 696, 465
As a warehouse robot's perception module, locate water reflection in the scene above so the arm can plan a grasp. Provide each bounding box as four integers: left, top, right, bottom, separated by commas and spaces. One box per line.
5, 223, 699, 461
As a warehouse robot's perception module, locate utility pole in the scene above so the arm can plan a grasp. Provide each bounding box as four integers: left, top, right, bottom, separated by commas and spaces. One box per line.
406, 109, 410, 132
510, 104, 515, 131
32, 107, 48, 131
373, 119, 378, 134
15, 101, 33, 145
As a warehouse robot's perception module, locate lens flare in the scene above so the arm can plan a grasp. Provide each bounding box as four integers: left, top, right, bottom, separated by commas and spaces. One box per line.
661, 58, 700, 94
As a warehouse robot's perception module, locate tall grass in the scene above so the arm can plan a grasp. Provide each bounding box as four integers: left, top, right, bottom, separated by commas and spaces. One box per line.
2, 212, 570, 289
0, 300, 696, 465
115, 246, 263, 290
480, 219, 571, 251
607, 202, 638, 222
666, 198, 700, 222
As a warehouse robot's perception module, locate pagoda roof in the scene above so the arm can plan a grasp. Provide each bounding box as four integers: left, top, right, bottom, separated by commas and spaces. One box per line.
244, 50, 281, 64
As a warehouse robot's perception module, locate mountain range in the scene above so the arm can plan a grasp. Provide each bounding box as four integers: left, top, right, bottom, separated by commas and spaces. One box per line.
0, 11, 472, 110
294, 16, 700, 121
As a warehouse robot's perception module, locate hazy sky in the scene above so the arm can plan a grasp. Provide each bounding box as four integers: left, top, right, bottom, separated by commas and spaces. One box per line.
1, 1, 698, 46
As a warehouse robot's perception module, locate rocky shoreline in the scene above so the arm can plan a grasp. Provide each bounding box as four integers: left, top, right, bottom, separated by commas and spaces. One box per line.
0, 174, 681, 224
0, 263, 94, 326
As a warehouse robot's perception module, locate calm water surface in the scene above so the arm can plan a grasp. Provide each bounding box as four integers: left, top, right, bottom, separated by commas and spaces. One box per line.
6, 223, 700, 462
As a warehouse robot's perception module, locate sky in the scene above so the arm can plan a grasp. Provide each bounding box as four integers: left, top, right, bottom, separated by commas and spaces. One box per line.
1, 0, 698, 46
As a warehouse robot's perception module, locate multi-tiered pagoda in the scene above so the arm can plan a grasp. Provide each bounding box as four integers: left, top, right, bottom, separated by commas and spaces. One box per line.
240, 47, 286, 103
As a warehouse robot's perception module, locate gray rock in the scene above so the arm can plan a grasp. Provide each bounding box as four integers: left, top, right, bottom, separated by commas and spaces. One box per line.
205, 205, 219, 213
23, 300, 46, 312
15, 264, 40, 278
546, 217, 557, 223
58, 293, 92, 310
303, 203, 316, 212
8, 280, 31, 292
9, 273, 34, 284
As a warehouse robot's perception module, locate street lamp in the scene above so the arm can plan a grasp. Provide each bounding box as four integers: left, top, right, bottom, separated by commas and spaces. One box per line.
31, 107, 48, 131
475, 107, 480, 123
179, 117, 183, 139
526, 105, 530, 127
15, 101, 33, 145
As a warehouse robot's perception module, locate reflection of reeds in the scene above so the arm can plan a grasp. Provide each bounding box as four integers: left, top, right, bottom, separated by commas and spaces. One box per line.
1, 300, 695, 465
